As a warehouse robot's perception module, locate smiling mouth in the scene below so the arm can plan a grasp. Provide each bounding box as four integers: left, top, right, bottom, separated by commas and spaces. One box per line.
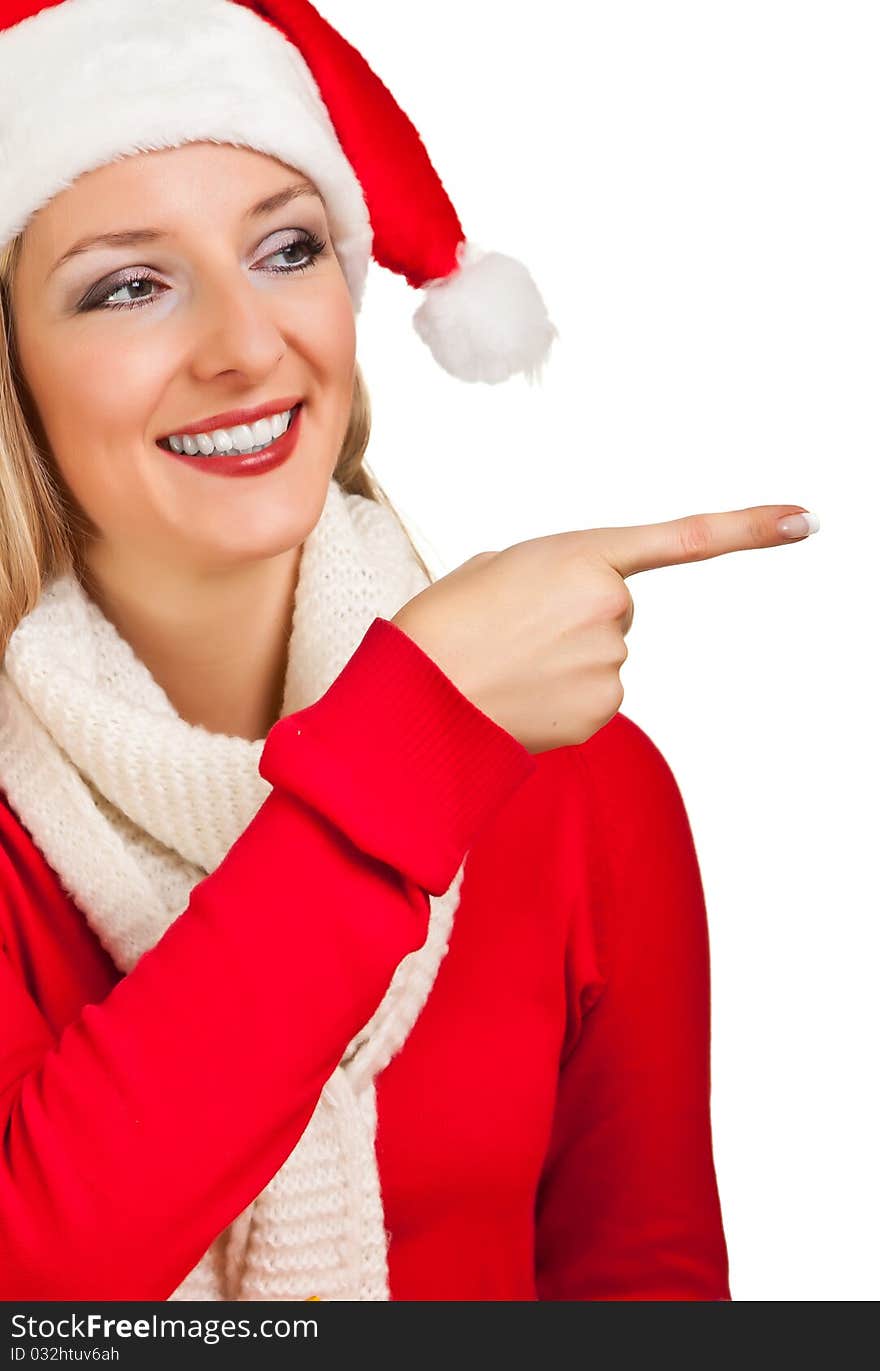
156, 404, 301, 458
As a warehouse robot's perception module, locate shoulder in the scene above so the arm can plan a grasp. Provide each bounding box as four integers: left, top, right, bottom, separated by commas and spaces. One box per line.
501, 710, 693, 873
563, 710, 698, 862
570, 709, 685, 791
581, 710, 704, 895
524, 710, 692, 839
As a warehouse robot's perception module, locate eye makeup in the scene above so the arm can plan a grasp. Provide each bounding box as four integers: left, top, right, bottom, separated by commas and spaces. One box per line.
71, 228, 328, 314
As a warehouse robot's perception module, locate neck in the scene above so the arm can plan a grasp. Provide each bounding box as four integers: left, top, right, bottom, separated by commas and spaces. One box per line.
79, 541, 302, 743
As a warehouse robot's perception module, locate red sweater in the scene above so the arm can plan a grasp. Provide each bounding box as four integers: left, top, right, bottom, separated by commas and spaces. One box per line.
0, 617, 730, 1301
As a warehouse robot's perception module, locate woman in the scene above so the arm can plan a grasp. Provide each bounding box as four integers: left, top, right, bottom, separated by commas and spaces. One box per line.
0, 0, 816, 1303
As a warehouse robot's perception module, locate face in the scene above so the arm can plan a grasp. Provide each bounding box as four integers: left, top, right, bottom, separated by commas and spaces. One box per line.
10, 141, 357, 584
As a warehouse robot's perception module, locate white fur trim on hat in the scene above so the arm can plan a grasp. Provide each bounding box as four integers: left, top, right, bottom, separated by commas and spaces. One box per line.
0, 0, 373, 309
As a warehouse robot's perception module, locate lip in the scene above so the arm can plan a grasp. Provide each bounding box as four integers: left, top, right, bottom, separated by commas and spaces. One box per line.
156, 394, 303, 441
160, 402, 303, 479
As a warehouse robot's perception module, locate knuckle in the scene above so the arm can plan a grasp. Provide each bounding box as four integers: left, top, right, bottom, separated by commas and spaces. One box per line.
601, 674, 625, 712
587, 579, 631, 623
609, 586, 633, 621
676, 514, 715, 561
750, 514, 769, 547
600, 628, 628, 669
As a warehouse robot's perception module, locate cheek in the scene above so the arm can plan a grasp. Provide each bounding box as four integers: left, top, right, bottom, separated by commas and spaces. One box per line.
16, 321, 164, 526
305, 279, 357, 383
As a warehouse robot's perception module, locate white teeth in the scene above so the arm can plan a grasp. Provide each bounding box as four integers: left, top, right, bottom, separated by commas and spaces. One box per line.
165, 408, 294, 457
229, 423, 256, 449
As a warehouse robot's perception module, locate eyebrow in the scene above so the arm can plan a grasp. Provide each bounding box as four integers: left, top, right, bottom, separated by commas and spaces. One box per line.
47, 181, 325, 281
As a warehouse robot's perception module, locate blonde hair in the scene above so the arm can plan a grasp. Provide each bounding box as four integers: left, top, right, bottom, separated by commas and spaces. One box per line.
0, 230, 434, 660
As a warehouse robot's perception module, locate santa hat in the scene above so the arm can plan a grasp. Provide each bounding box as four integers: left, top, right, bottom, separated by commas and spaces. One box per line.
0, 0, 559, 385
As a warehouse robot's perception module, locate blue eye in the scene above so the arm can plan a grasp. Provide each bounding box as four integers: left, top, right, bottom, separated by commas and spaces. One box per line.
260, 232, 328, 277
79, 230, 328, 313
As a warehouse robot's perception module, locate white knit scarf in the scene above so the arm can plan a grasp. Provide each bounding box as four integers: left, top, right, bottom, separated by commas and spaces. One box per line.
0, 476, 465, 1301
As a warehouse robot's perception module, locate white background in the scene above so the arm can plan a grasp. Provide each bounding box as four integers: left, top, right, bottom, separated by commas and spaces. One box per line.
327, 1, 877, 1300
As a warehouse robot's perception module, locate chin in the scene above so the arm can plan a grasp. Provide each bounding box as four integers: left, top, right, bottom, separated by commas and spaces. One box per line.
158, 455, 332, 564
212, 527, 307, 568
160, 505, 298, 566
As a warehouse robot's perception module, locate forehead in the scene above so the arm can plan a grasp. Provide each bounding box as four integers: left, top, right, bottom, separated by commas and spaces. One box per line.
25, 142, 320, 251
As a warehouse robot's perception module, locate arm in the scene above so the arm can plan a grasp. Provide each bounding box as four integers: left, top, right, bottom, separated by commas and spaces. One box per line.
534, 715, 731, 1301
0, 617, 536, 1300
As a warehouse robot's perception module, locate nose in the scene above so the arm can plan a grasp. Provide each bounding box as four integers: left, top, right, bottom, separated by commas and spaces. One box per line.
188, 264, 287, 383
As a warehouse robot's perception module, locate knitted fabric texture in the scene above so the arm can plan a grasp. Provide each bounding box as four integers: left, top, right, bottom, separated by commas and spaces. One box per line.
0, 477, 464, 1300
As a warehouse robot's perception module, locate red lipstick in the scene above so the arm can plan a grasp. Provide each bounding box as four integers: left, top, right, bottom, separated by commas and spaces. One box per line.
160, 403, 303, 479
157, 394, 303, 440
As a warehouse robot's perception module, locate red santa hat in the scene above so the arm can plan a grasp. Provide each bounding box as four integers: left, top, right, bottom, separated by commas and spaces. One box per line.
0, 0, 559, 385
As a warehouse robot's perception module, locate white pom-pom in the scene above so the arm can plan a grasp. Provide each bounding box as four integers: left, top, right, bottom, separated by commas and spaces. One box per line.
412, 240, 558, 385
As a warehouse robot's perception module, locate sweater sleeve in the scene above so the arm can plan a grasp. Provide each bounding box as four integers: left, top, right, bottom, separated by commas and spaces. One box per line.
0, 616, 537, 1301
533, 716, 731, 1301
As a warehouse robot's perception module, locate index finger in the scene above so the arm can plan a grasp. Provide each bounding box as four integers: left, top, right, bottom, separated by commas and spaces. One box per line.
582, 505, 819, 579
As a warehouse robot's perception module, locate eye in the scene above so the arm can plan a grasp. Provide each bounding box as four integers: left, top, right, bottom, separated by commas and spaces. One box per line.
258, 230, 328, 276
79, 229, 329, 312
82, 270, 160, 312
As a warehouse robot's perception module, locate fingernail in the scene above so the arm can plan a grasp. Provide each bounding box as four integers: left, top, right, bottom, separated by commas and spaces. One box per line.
777, 511, 820, 539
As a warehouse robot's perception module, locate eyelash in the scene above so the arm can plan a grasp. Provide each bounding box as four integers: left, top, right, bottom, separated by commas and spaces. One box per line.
80, 230, 328, 313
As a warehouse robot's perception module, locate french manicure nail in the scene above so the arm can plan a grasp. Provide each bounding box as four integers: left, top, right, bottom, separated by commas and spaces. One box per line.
777, 511, 820, 539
